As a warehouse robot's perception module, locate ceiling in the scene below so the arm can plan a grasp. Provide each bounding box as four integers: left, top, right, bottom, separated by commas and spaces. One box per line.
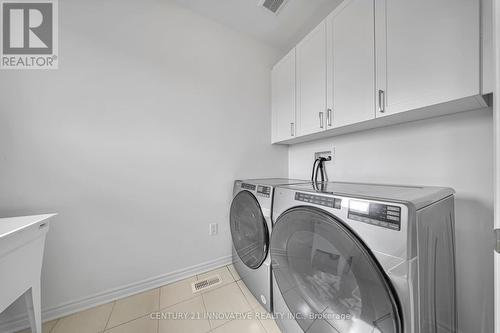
171, 0, 343, 53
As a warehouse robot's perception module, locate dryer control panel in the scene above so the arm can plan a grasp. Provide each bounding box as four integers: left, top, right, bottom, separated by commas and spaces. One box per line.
241, 183, 256, 191
256, 185, 271, 198
348, 200, 401, 230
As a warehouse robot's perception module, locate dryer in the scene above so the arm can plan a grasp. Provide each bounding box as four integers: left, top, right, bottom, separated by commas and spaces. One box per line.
230, 179, 308, 312
270, 182, 456, 333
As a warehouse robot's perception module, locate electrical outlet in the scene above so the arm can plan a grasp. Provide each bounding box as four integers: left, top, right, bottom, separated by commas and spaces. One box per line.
209, 223, 218, 236
314, 150, 333, 161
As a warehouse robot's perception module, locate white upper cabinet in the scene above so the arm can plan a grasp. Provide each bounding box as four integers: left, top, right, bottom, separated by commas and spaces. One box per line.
296, 21, 327, 136
375, 0, 480, 117
326, 0, 375, 128
482, 0, 493, 94
271, 0, 487, 144
271, 49, 296, 143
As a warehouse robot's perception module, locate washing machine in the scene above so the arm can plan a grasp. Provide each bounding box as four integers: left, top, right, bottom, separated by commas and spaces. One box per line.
270, 182, 456, 333
230, 178, 308, 312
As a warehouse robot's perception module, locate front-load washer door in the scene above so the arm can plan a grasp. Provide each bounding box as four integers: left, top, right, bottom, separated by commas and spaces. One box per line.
271, 207, 402, 333
230, 190, 269, 269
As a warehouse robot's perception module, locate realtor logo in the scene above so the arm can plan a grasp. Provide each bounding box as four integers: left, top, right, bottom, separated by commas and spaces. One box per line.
1, 0, 58, 69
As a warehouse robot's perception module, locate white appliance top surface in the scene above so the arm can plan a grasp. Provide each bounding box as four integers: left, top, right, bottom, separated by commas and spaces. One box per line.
238, 178, 309, 186
0, 214, 56, 239
280, 182, 454, 210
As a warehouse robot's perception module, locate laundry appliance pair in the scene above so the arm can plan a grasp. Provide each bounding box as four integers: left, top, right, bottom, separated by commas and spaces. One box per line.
230, 179, 456, 333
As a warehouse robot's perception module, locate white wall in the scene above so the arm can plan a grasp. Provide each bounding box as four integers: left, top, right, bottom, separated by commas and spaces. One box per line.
0, 0, 287, 325
288, 108, 494, 333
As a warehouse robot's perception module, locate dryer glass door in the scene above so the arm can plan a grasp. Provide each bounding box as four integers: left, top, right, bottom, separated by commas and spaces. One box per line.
230, 191, 269, 269
271, 207, 402, 333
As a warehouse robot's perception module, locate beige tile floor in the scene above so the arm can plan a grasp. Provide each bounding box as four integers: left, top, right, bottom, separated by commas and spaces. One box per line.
17, 265, 281, 333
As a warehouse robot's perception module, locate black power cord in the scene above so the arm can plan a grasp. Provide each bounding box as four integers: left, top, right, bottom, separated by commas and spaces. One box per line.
311, 157, 328, 191
316, 157, 327, 183
311, 158, 320, 181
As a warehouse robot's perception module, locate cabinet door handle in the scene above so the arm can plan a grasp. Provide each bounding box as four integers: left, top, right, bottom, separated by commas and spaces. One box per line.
319, 112, 324, 128
290, 122, 294, 136
378, 90, 385, 113
327, 108, 332, 126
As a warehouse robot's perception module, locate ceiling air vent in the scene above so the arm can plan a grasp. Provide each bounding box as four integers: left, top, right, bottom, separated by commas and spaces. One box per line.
258, 0, 289, 14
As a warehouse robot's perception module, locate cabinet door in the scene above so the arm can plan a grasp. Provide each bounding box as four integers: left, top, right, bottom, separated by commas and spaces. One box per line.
482, 0, 493, 94
327, 0, 375, 128
271, 49, 296, 143
375, 0, 480, 117
296, 21, 327, 136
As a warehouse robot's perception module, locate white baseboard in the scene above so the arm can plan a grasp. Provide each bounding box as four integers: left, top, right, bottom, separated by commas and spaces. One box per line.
0, 254, 232, 333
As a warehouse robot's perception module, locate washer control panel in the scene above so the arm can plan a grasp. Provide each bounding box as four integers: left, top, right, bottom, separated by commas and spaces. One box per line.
348, 200, 401, 230
257, 185, 271, 198
295, 192, 341, 209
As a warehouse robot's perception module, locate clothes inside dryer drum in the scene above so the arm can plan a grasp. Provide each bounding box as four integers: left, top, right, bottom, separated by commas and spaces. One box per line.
271, 207, 402, 333
230, 190, 269, 269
